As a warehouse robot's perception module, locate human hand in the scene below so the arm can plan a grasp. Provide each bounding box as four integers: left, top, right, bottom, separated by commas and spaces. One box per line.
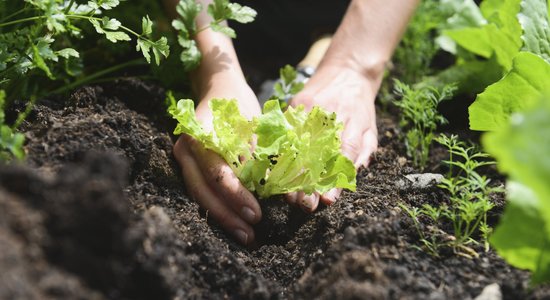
173, 76, 262, 246
287, 65, 379, 212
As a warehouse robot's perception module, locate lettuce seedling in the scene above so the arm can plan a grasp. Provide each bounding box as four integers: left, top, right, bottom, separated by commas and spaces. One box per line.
169, 99, 356, 198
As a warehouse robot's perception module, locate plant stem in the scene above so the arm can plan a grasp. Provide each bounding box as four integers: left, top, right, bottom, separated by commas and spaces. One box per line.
0, 7, 29, 24
13, 95, 35, 130
0, 16, 44, 27
66, 15, 153, 43
48, 58, 145, 96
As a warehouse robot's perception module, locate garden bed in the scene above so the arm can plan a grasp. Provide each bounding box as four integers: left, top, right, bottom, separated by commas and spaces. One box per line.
1, 78, 548, 299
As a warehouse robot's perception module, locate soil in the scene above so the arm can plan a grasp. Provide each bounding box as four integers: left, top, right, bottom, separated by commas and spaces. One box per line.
1, 78, 549, 299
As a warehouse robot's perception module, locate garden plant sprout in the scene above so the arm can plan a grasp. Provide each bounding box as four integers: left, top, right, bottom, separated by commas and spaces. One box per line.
392, 80, 455, 169
402, 134, 501, 257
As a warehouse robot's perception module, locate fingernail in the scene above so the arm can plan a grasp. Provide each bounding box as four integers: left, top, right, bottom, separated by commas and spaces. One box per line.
233, 229, 248, 245
301, 194, 317, 212
323, 190, 339, 205
241, 206, 257, 223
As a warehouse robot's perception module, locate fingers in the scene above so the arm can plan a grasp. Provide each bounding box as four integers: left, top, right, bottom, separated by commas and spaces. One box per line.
355, 130, 378, 168
173, 136, 257, 246
184, 136, 262, 225
285, 191, 320, 213
320, 188, 341, 206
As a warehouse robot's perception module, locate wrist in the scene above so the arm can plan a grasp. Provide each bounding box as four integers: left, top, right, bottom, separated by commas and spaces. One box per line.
312, 61, 382, 101
318, 54, 387, 90
191, 28, 246, 99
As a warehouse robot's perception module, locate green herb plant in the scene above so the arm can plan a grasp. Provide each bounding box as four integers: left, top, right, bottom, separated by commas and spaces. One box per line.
172, 0, 256, 70
0, 0, 171, 161
0, 0, 255, 161
392, 80, 455, 169
392, 0, 451, 84
0, 0, 170, 101
402, 134, 500, 258
0, 90, 24, 161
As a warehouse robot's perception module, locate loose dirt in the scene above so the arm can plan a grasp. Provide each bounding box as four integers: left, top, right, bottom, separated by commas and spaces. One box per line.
1, 79, 548, 299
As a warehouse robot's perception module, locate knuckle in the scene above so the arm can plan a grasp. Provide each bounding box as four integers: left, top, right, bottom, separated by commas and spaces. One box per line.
341, 139, 362, 158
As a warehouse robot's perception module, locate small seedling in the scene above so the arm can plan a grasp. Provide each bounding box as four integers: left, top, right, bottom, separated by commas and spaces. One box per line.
392, 80, 455, 169
0, 90, 24, 161
273, 65, 305, 102
401, 134, 502, 257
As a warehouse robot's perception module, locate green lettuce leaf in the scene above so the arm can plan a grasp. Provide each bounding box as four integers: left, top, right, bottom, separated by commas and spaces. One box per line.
469, 52, 550, 131
484, 97, 550, 284
169, 99, 356, 198
518, 0, 550, 63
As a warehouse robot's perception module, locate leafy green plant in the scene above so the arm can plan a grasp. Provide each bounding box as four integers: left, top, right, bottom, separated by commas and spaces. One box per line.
402, 134, 500, 257
484, 97, 550, 285
392, 80, 455, 169
172, 0, 256, 70
392, 0, 451, 83
273, 65, 304, 102
436, 134, 499, 251
0, 0, 255, 162
0, 0, 169, 102
434, 0, 550, 130
169, 98, 356, 198
0, 90, 25, 161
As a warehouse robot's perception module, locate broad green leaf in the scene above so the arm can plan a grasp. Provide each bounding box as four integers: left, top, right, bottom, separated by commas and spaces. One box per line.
490, 182, 548, 271
518, 0, 550, 63
469, 52, 550, 131
424, 58, 503, 95
484, 97, 550, 284
446, 0, 522, 70
441, 0, 486, 29
444, 27, 493, 58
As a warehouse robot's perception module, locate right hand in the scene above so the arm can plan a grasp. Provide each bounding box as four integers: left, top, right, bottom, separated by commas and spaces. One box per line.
173, 75, 262, 246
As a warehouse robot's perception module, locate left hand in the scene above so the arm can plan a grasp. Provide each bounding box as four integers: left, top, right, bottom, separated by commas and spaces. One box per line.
286, 65, 379, 212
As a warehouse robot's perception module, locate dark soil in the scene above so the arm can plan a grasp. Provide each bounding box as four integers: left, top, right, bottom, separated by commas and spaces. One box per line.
1, 78, 549, 299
